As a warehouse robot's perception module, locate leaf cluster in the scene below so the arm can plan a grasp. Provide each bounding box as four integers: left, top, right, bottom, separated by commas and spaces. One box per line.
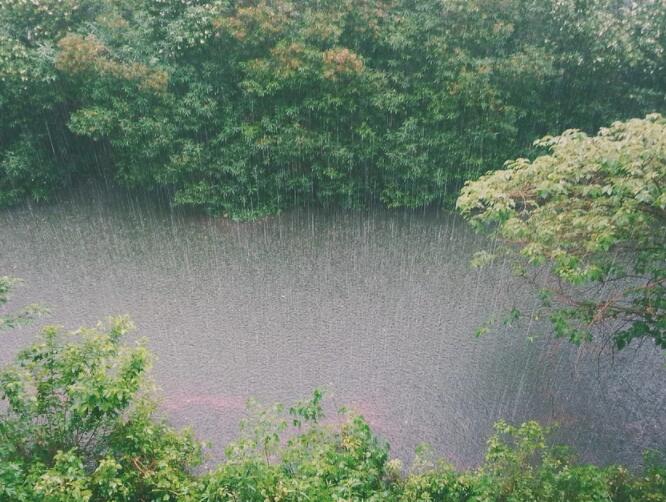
458, 115, 666, 349
1, 320, 664, 501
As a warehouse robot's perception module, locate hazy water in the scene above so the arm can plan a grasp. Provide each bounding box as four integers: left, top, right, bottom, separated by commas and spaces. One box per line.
1, 185, 664, 468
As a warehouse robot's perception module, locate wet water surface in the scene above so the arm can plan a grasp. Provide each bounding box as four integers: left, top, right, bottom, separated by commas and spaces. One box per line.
1, 186, 664, 467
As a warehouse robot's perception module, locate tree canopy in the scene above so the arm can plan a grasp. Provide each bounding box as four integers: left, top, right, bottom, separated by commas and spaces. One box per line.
1, 0, 665, 218
457, 114, 666, 350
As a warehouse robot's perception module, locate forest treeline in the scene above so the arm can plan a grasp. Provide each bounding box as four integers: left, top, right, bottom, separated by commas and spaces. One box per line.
1, 0, 665, 218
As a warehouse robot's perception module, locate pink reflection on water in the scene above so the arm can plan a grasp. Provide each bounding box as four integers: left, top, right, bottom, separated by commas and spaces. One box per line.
163, 392, 247, 413
163, 391, 390, 432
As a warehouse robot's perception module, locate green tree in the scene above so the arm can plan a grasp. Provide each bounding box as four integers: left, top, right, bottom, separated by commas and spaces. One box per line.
0, 317, 201, 501
1, 0, 664, 217
457, 114, 666, 350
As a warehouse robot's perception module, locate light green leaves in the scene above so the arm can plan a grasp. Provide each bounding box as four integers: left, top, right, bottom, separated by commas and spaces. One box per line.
1, 325, 664, 500
458, 115, 666, 349
0, 317, 202, 501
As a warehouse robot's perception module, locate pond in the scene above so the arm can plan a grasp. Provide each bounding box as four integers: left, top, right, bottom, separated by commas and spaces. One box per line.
1, 184, 664, 468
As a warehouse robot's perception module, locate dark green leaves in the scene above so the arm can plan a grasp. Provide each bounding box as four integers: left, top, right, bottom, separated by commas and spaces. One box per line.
2, 0, 664, 216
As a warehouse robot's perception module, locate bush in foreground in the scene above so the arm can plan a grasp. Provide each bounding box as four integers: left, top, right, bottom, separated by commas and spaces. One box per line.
0, 318, 201, 501
1, 319, 664, 501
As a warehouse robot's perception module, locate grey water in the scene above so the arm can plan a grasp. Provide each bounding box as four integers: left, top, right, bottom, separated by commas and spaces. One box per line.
1, 185, 664, 468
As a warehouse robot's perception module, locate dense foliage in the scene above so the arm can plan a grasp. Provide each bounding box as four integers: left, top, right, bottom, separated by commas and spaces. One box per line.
457, 115, 665, 350
1, 317, 665, 501
1, 0, 665, 218
0, 318, 202, 501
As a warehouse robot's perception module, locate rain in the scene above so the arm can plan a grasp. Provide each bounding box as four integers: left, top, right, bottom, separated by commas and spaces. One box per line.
1, 183, 664, 468
1, 1, 665, 497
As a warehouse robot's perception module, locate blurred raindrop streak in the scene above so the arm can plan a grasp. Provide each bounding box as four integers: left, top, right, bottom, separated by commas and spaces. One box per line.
0, 184, 664, 468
